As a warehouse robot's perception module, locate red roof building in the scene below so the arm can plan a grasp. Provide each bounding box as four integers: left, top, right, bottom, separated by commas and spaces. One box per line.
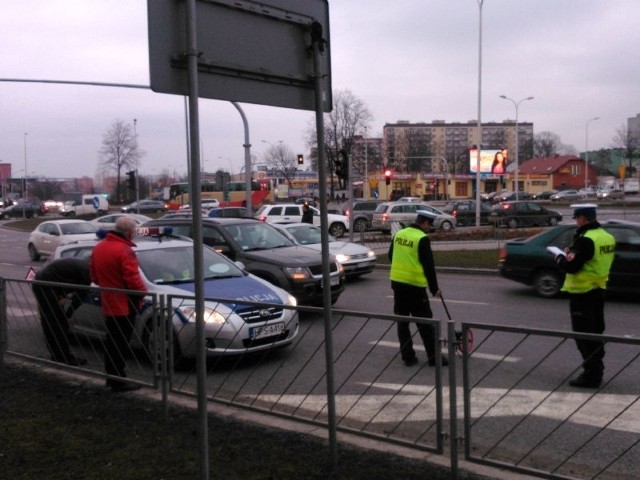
518, 155, 595, 190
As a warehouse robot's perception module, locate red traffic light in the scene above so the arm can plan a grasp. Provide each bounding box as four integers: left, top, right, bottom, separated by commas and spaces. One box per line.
384, 169, 391, 177
384, 169, 392, 185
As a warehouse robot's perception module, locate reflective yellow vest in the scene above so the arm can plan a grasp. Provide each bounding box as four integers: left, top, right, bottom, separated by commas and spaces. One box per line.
561, 227, 616, 294
389, 227, 428, 287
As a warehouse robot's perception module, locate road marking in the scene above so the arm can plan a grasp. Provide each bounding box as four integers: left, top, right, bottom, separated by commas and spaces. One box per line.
371, 341, 520, 363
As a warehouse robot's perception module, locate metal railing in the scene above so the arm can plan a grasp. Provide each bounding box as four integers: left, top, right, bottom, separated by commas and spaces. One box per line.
2, 277, 640, 479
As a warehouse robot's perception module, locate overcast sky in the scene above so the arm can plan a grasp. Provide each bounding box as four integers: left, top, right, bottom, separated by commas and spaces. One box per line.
1, 0, 639, 179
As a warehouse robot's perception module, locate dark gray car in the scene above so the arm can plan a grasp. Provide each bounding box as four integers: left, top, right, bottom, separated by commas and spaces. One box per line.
143, 217, 346, 306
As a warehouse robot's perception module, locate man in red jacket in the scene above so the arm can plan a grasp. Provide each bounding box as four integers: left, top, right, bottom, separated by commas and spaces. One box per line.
90, 216, 147, 392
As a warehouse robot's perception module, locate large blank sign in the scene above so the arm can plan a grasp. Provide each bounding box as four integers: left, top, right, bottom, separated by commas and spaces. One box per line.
148, 0, 331, 112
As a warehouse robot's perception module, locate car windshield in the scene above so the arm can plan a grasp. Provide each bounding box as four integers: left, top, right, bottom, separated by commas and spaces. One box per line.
284, 225, 328, 245
60, 222, 98, 235
137, 245, 244, 284
222, 223, 294, 251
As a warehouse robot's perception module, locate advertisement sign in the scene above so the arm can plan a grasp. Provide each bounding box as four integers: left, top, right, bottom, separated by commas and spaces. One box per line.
469, 149, 509, 174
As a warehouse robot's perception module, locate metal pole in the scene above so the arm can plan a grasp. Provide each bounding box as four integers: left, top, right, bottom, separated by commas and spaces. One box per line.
134, 119, 140, 212
231, 102, 253, 213
310, 21, 338, 472
585, 117, 600, 189
184, 1, 209, 478
500, 96, 534, 200
475, 0, 484, 227
23, 132, 28, 218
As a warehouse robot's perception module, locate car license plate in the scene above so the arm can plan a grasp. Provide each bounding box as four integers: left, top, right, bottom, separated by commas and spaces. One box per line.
250, 322, 284, 340
321, 276, 340, 288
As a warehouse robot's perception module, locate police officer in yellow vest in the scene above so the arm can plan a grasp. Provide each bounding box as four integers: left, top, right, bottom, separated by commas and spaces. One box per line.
555, 204, 615, 388
389, 210, 448, 367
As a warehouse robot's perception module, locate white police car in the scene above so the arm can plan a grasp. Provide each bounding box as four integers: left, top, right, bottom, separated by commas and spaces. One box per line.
52, 227, 299, 362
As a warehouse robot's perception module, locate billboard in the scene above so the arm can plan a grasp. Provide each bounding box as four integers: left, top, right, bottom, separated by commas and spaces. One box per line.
469, 149, 509, 174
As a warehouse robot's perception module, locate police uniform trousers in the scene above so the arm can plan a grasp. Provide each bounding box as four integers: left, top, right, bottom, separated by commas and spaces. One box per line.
569, 288, 606, 381
104, 312, 136, 379
32, 285, 74, 362
393, 283, 436, 362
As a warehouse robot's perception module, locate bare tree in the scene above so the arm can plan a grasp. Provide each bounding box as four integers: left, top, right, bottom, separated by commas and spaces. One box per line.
263, 143, 298, 189
533, 131, 563, 158
306, 89, 373, 196
611, 123, 640, 176
99, 119, 143, 203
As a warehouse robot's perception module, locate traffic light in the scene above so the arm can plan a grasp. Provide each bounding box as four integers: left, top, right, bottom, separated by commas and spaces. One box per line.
334, 159, 344, 178
384, 169, 392, 186
126, 170, 136, 190
297, 154, 304, 165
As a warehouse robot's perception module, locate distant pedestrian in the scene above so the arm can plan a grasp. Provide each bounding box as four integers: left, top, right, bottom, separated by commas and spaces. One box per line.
389, 210, 448, 367
301, 202, 313, 224
32, 258, 91, 366
90, 216, 147, 392
555, 204, 615, 388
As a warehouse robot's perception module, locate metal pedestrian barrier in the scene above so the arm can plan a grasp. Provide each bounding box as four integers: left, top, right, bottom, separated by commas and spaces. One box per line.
2, 276, 640, 479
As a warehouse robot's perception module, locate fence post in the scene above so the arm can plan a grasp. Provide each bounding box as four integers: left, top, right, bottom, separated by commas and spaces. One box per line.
447, 320, 459, 479
0, 278, 6, 372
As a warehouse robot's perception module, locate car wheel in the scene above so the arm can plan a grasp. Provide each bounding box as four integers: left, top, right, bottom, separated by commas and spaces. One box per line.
533, 270, 563, 298
31, 212, 39, 219
548, 217, 558, 226
68, 211, 76, 217
507, 217, 519, 229
329, 222, 346, 238
354, 218, 367, 232
440, 221, 453, 232
28, 244, 41, 261
3, 213, 9, 220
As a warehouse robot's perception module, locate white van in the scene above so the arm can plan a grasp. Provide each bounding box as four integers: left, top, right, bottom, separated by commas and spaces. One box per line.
623, 178, 639, 194
61, 195, 109, 217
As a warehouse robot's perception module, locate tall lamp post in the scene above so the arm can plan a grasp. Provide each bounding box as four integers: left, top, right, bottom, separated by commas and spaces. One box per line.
23, 132, 28, 219
500, 95, 534, 200
474, 0, 484, 228
585, 117, 600, 190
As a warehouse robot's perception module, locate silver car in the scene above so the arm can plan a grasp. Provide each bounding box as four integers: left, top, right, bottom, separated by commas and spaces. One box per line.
273, 223, 377, 278
371, 201, 456, 232
52, 229, 299, 362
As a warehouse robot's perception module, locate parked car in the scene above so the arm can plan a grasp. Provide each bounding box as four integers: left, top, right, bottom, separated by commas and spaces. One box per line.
341, 200, 383, 232
596, 188, 625, 200
121, 200, 168, 213
489, 201, 562, 228
273, 223, 376, 278
51, 228, 299, 362
143, 217, 346, 306
371, 201, 456, 233
1, 202, 43, 219
441, 200, 492, 227
498, 220, 640, 297
27, 219, 98, 261
254, 203, 350, 238
495, 191, 531, 202
531, 190, 558, 200
90, 213, 152, 230
578, 187, 597, 199
207, 207, 252, 218
549, 190, 579, 201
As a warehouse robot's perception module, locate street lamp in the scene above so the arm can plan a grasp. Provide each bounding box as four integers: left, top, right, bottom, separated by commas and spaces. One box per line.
474, 0, 484, 227
500, 95, 534, 200
585, 117, 600, 190
23, 132, 28, 218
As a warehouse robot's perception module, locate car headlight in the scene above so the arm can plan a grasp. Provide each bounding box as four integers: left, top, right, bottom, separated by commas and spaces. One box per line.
287, 294, 297, 307
335, 253, 350, 263
175, 305, 227, 325
283, 266, 312, 281
366, 250, 375, 258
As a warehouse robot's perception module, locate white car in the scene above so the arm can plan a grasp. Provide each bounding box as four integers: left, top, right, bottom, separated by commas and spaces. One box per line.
254, 203, 350, 238
52, 228, 299, 362
90, 213, 153, 231
273, 223, 377, 278
28, 219, 98, 261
